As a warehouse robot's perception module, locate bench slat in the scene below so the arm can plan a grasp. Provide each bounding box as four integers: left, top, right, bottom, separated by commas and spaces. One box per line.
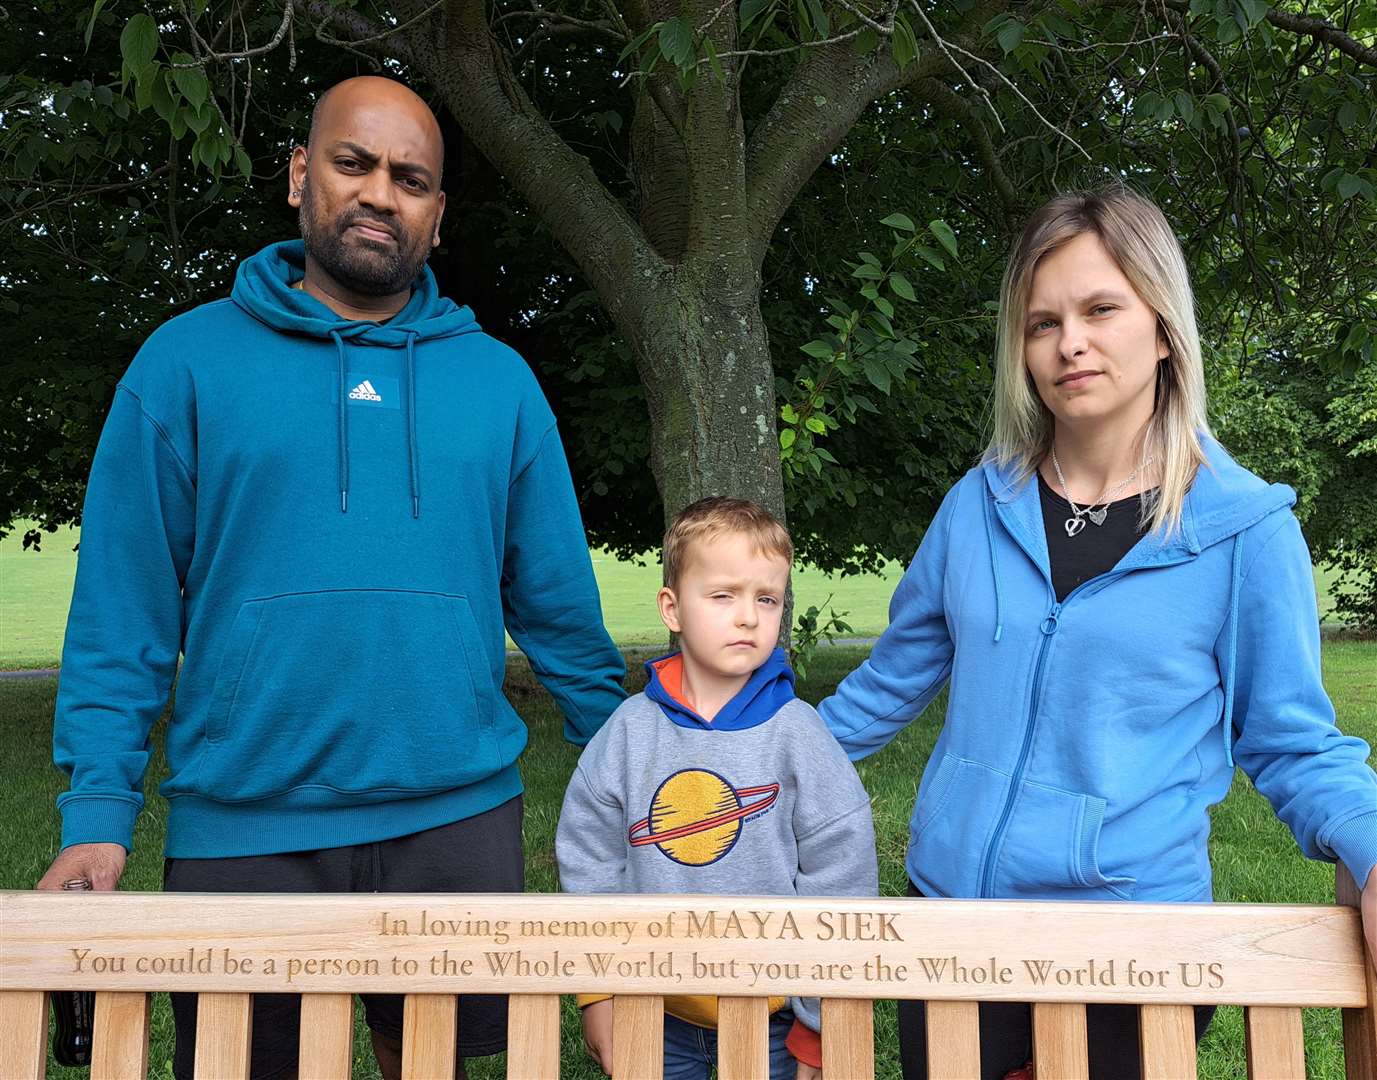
298, 993, 353, 1078
1033, 1001, 1089, 1079
925, 999, 979, 1079
1338, 864, 1377, 1080
507, 994, 560, 1078
402, 994, 457, 1079
0, 990, 47, 1080
611, 997, 663, 1080
1140, 1004, 1197, 1079
194, 992, 253, 1079
718, 996, 770, 1079
612, 995, 663, 1078
822, 998, 874, 1080
92, 991, 150, 1078
1245, 1006, 1304, 1079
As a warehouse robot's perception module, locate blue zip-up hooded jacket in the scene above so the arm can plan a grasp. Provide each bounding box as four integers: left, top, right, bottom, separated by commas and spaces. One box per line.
820, 438, 1377, 902
643, 647, 798, 730
54, 240, 626, 858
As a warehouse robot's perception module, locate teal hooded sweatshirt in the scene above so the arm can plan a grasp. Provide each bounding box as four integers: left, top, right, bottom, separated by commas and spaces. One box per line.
54, 241, 626, 857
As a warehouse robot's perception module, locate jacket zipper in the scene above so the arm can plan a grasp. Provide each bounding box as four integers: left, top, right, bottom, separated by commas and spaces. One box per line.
974, 505, 1194, 899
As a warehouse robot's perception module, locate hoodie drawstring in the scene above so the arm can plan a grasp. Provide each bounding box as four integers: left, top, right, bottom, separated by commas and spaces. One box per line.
332, 330, 421, 518
983, 492, 1005, 643
332, 330, 350, 514
1220, 533, 1244, 768
405, 332, 420, 519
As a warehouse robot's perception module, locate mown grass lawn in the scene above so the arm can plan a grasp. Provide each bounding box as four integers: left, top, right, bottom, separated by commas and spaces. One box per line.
0, 522, 1356, 668
4, 641, 1372, 1079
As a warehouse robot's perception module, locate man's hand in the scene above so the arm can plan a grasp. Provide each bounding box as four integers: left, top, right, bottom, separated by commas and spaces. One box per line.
1363, 867, 1376, 971
36, 843, 126, 891
795, 1062, 822, 1080
582, 998, 614, 1075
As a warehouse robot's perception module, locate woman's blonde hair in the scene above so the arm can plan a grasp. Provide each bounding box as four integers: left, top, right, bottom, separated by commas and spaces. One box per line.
985, 187, 1210, 536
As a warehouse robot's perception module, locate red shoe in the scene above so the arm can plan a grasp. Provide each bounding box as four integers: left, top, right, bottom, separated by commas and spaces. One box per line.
1003, 1063, 1035, 1080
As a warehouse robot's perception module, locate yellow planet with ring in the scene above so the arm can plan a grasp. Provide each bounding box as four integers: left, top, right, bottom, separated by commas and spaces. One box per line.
628, 769, 780, 866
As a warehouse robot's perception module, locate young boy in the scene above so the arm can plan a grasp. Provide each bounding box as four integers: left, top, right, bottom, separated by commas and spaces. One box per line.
556, 497, 878, 1079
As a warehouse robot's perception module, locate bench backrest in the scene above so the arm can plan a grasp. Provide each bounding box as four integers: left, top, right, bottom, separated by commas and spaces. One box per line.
3, 867, 1373, 1079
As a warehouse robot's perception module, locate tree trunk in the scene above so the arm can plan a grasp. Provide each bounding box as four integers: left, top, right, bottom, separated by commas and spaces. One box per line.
627, 264, 785, 528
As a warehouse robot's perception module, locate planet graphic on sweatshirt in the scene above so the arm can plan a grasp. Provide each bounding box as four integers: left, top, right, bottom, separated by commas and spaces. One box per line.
628, 769, 781, 866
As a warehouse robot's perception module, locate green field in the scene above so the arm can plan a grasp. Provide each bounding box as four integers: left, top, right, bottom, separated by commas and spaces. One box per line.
4, 641, 1373, 1078
0, 523, 1354, 669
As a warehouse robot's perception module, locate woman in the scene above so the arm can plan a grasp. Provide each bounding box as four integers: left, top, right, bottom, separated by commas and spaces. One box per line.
818, 187, 1377, 1079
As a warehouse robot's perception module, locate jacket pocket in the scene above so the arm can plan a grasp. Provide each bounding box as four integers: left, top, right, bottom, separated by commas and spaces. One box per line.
909, 755, 1008, 897
198, 589, 499, 801
995, 780, 1137, 900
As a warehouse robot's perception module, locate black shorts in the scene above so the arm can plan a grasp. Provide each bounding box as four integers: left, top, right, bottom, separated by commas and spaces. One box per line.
167, 796, 523, 1080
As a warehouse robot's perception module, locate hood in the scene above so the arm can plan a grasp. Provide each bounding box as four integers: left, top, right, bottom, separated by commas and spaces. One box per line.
644, 648, 796, 731
228, 241, 482, 519
980, 434, 1296, 558
231, 240, 480, 345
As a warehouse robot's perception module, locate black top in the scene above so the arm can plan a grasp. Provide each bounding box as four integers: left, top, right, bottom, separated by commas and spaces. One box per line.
1038, 475, 1151, 602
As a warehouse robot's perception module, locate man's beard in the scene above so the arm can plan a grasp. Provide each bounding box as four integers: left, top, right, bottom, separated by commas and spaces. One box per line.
298, 182, 431, 296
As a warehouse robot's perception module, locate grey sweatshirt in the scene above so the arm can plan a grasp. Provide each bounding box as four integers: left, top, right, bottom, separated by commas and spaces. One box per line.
556, 650, 878, 1035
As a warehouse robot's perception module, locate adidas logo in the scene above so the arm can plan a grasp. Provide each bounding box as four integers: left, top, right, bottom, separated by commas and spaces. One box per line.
348, 380, 382, 402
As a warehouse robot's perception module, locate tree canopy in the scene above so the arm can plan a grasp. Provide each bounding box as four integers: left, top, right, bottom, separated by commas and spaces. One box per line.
3, 0, 1375, 626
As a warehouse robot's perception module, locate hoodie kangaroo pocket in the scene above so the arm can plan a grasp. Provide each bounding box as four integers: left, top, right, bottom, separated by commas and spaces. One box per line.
909, 755, 1008, 897
995, 780, 1136, 900
198, 589, 499, 801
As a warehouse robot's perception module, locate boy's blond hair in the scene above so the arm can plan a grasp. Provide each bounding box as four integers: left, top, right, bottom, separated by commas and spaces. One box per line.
662, 497, 793, 589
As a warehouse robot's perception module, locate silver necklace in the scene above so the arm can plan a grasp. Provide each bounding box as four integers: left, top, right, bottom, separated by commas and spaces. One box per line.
1050, 448, 1152, 538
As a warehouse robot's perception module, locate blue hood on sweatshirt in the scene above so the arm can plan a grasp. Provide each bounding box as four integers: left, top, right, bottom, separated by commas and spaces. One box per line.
644, 648, 796, 731
822, 437, 1377, 902
54, 241, 626, 858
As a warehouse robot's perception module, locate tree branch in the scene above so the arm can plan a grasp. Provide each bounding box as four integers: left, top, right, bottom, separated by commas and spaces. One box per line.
397, 0, 666, 322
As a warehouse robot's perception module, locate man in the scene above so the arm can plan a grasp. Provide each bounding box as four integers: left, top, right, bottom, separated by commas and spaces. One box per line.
37, 76, 626, 1079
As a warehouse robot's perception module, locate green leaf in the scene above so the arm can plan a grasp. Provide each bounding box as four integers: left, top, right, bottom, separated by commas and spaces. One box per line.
1173, 91, 1196, 125
780, 403, 798, 423
84, 0, 107, 52
851, 263, 885, 280
862, 358, 891, 393
657, 16, 694, 71
858, 251, 882, 266
880, 212, 916, 232
891, 12, 918, 70
997, 18, 1024, 54
805, 416, 827, 435
1237, 0, 1267, 27
803, 0, 829, 38
186, 101, 214, 134
874, 295, 894, 319
779, 428, 797, 450
149, 73, 176, 125
739, 0, 773, 30
800, 340, 835, 359
703, 37, 725, 83
928, 219, 958, 259
616, 24, 658, 64
917, 245, 945, 271
1338, 102, 1359, 131
120, 14, 159, 75
889, 272, 916, 301
234, 145, 252, 180
172, 63, 209, 111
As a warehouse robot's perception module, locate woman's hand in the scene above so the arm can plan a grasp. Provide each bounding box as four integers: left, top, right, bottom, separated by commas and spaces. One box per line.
582, 998, 614, 1075
1363, 867, 1376, 971
795, 1063, 822, 1080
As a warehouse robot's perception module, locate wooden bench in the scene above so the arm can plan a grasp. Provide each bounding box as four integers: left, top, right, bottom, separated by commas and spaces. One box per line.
2, 867, 1373, 1079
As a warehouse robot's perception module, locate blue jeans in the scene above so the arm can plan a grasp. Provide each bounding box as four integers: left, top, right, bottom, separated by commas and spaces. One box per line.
662, 1010, 798, 1080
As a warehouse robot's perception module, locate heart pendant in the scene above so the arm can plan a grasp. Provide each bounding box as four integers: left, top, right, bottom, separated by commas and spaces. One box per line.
1088, 507, 1108, 526
1064, 517, 1086, 538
